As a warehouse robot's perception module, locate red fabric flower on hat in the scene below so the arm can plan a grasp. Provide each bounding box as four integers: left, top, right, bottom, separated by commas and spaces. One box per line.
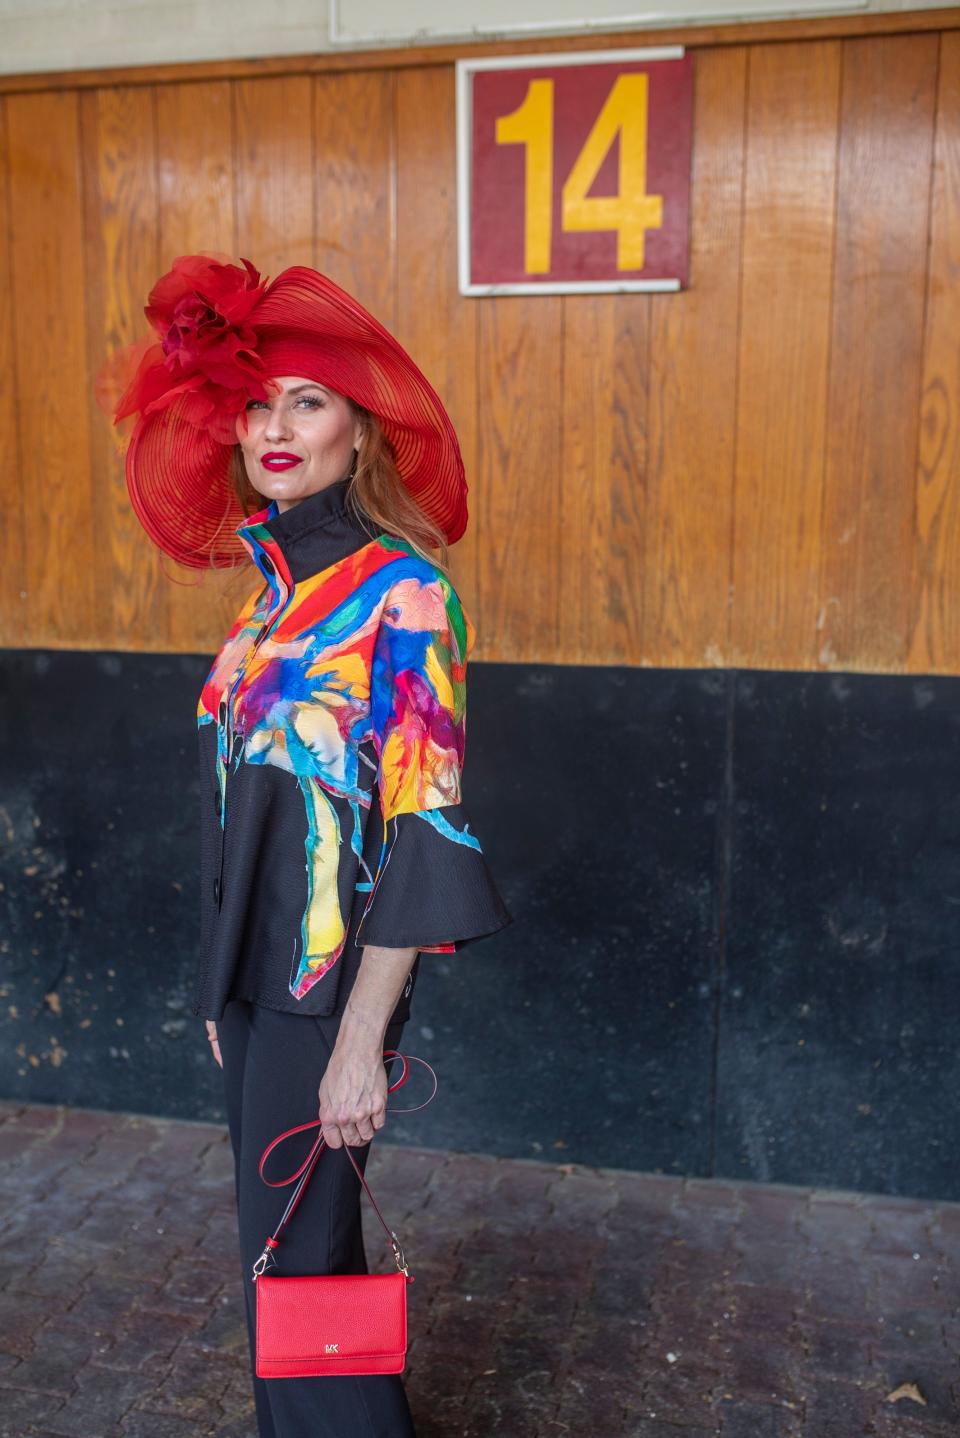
111, 254, 273, 445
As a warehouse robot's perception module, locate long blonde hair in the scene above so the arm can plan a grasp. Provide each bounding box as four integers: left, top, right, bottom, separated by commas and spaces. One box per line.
228, 403, 452, 576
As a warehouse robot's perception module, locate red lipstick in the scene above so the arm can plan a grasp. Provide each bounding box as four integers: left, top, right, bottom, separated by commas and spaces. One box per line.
261, 452, 304, 471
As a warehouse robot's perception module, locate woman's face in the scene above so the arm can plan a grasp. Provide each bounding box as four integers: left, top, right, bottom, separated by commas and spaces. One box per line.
236, 375, 364, 512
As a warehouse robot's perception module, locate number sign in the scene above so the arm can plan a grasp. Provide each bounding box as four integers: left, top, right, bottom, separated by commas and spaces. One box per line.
457, 48, 693, 295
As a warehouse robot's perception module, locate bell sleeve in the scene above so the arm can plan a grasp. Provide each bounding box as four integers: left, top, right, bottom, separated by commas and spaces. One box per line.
353, 562, 512, 953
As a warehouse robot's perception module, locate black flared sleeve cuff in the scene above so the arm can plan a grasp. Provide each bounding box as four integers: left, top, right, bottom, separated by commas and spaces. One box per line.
353, 804, 513, 953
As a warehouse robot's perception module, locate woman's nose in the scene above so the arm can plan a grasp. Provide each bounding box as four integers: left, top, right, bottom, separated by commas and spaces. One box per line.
264, 407, 294, 442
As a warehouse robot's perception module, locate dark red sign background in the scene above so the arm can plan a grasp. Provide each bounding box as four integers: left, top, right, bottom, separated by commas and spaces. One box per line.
469, 54, 693, 287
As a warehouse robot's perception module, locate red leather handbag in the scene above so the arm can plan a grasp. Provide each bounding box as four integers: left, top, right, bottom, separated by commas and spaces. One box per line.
251, 1050, 437, 1379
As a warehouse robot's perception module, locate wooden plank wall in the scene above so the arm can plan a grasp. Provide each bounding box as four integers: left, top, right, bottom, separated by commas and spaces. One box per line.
0, 26, 958, 672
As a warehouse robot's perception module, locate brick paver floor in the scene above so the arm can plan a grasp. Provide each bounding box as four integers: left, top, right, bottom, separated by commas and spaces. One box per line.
0, 1101, 957, 1437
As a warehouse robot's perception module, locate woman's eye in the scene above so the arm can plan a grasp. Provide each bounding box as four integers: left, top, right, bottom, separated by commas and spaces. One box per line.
244, 395, 324, 412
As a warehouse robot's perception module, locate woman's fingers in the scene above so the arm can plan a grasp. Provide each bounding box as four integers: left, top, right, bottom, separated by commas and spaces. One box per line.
205, 1020, 223, 1069
320, 1118, 343, 1148
318, 1115, 377, 1147
317, 1052, 389, 1146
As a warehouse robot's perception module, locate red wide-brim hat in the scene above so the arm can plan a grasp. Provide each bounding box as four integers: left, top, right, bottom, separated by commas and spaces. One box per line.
97, 254, 468, 568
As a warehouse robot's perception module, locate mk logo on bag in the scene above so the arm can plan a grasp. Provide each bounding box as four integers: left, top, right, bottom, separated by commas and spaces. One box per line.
325, 1343, 339, 1353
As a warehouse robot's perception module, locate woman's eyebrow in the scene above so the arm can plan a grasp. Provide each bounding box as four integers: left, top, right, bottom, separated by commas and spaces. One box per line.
286, 382, 328, 395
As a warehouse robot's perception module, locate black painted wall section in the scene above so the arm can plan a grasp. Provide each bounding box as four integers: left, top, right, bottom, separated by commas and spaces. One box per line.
0, 651, 958, 1201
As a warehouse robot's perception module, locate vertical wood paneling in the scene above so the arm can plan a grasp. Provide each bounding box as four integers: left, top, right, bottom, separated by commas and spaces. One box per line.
314, 72, 397, 331
0, 99, 24, 645
156, 81, 236, 256
155, 80, 248, 650
5, 91, 94, 645
818, 34, 938, 671
80, 85, 164, 648
0, 33, 956, 672
909, 33, 960, 672
645, 46, 747, 668
396, 67, 480, 629
731, 42, 841, 669
476, 297, 564, 661
560, 294, 648, 665
234, 76, 315, 274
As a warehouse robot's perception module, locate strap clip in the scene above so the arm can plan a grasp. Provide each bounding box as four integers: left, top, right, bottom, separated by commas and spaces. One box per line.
391, 1232, 409, 1278
252, 1246, 277, 1282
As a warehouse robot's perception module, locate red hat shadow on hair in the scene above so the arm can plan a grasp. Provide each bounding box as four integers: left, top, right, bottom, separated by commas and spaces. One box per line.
96, 254, 468, 569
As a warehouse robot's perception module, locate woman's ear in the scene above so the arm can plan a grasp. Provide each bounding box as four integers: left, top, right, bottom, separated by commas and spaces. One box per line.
349, 400, 369, 455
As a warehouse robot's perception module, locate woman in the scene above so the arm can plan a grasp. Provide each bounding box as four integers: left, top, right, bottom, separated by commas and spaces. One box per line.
100, 253, 513, 1438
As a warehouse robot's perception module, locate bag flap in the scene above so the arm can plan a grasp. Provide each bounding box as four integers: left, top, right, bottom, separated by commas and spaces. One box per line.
256, 1271, 407, 1361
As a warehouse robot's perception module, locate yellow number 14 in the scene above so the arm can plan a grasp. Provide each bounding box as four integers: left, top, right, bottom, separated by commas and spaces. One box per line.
495, 73, 663, 275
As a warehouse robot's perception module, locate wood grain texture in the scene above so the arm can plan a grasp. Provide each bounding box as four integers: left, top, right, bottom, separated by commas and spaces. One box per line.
235, 76, 315, 274
0, 99, 24, 645
156, 81, 236, 257
560, 292, 648, 666
476, 296, 564, 661
731, 41, 841, 669
909, 32, 960, 672
818, 34, 938, 671
395, 66, 480, 638
5, 90, 94, 645
314, 71, 397, 329
645, 45, 747, 669
155, 80, 251, 651
80, 84, 165, 649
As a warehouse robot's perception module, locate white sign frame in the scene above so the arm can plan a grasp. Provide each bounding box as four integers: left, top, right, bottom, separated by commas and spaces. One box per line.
456, 47, 688, 297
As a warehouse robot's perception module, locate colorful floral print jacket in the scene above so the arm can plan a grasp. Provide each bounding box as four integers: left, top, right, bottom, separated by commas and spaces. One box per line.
192, 475, 512, 1023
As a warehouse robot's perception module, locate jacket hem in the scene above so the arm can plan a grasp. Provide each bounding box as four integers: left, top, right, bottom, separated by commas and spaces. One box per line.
353, 908, 513, 951
196, 990, 343, 1020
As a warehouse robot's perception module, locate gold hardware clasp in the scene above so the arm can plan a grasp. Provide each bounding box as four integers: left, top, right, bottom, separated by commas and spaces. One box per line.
391, 1231, 409, 1278
252, 1247, 276, 1282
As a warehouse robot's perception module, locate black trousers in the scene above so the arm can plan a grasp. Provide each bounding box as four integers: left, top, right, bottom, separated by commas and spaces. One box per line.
216, 999, 418, 1438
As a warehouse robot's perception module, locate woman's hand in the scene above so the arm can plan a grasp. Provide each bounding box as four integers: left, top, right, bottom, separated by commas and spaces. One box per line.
318, 1042, 388, 1148
315, 941, 416, 1147
205, 1020, 223, 1068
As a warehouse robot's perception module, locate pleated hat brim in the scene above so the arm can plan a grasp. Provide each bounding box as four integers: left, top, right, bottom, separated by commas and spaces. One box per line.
125, 265, 467, 569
